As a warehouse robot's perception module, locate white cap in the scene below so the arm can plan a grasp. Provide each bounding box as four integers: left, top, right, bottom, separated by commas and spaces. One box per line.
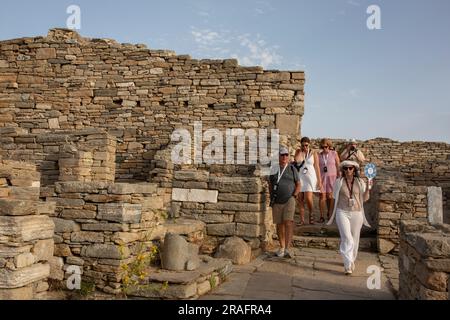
279, 146, 289, 155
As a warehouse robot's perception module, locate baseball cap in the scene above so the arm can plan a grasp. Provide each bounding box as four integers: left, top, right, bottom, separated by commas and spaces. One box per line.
279, 146, 289, 155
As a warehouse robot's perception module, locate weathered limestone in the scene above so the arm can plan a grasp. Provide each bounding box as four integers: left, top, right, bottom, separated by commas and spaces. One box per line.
215, 237, 251, 265
48, 180, 166, 292
399, 221, 450, 300
126, 256, 233, 299
0, 160, 55, 299
161, 233, 200, 271
377, 184, 433, 254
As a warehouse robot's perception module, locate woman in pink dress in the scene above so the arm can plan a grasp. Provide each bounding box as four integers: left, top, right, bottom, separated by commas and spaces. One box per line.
318, 139, 340, 223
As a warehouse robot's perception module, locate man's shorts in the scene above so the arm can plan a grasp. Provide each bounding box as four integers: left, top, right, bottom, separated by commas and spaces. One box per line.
272, 197, 296, 224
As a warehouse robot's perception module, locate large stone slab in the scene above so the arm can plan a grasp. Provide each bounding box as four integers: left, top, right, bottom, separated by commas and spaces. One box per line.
0, 199, 38, 216
174, 171, 210, 182
81, 244, 130, 259
55, 181, 110, 193
428, 186, 443, 225
0, 263, 50, 288
108, 183, 157, 195
97, 203, 141, 223
172, 188, 218, 203
208, 177, 263, 194
0, 216, 54, 242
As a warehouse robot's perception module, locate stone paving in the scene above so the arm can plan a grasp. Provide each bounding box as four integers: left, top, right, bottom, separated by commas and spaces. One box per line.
201, 248, 397, 300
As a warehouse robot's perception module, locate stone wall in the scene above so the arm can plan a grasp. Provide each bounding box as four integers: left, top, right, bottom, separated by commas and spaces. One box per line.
44, 180, 167, 294
310, 138, 450, 223
399, 220, 450, 300
0, 159, 55, 299
0, 129, 116, 186
0, 28, 304, 181
377, 183, 436, 254
170, 168, 268, 255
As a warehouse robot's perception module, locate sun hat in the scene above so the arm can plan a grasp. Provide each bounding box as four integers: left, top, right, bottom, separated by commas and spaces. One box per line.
339, 160, 360, 170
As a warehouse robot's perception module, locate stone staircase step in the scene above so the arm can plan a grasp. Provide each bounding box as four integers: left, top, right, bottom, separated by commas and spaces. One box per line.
294, 224, 375, 237
125, 256, 233, 299
292, 235, 377, 252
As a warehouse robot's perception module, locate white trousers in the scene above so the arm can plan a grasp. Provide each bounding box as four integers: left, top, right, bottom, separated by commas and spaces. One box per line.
335, 209, 364, 269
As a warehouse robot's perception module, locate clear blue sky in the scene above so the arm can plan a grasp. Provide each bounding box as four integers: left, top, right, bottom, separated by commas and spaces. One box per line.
1, 0, 449, 143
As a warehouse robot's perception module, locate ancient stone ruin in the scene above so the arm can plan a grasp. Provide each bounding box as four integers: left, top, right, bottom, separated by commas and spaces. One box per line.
0, 28, 449, 299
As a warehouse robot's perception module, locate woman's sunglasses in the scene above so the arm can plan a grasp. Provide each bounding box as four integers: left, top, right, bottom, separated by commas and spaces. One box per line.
321, 146, 329, 149
343, 167, 354, 171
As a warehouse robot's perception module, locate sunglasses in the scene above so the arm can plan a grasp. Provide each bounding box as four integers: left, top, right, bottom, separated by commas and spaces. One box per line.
280, 154, 289, 157
302, 144, 309, 147
343, 167, 354, 171
321, 146, 329, 149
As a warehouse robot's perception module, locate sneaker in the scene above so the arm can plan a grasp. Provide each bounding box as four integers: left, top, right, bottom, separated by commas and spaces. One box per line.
276, 248, 285, 257
284, 249, 293, 259
345, 268, 353, 275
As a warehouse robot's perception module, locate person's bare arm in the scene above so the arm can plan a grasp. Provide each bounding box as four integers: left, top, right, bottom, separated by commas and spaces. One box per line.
363, 179, 370, 202
314, 151, 322, 189
335, 152, 341, 177
357, 150, 366, 163
293, 181, 301, 197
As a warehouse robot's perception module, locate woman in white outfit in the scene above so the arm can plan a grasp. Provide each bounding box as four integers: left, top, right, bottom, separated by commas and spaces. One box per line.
294, 137, 321, 225
326, 160, 371, 275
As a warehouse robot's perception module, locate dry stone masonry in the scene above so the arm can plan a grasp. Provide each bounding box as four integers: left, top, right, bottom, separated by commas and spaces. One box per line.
1, 28, 450, 300
399, 220, 450, 300
0, 159, 55, 299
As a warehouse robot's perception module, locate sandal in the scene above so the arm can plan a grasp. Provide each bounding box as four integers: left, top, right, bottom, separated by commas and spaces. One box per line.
319, 217, 325, 223
309, 216, 315, 225
297, 220, 305, 226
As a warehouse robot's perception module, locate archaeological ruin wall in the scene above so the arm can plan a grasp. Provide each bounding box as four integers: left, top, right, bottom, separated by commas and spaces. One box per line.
0, 28, 304, 182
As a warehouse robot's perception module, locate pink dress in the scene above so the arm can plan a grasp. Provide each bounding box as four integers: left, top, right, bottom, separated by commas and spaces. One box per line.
319, 150, 338, 193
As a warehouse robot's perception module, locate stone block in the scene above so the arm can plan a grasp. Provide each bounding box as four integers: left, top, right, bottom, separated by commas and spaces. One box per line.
0, 286, 33, 299
14, 252, 36, 269
97, 203, 141, 223
61, 209, 96, 219
276, 114, 300, 135
7, 187, 40, 201
206, 223, 235, 236
55, 181, 110, 193
204, 202, 260, 212
235, 212, 264, 224
236, 223, 261, 237
174, 170, 209, 182
48, 257, 64, 280
71, 231, 104, 243
108, 183, 157, 194
0, 263, 50, 288
0, 199, 38, 216
172, 188, 218, 203
81, 244, 130, 259
111, 232, 141, 245
37, 202, 56, 215
53, 218, 80, 233
32, 239, 54, 262
208, 177, 262, 194
140, 197, 164, 210
36, 48, 56, 60
0, 216, 54, 242
428, 186, 443, 225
